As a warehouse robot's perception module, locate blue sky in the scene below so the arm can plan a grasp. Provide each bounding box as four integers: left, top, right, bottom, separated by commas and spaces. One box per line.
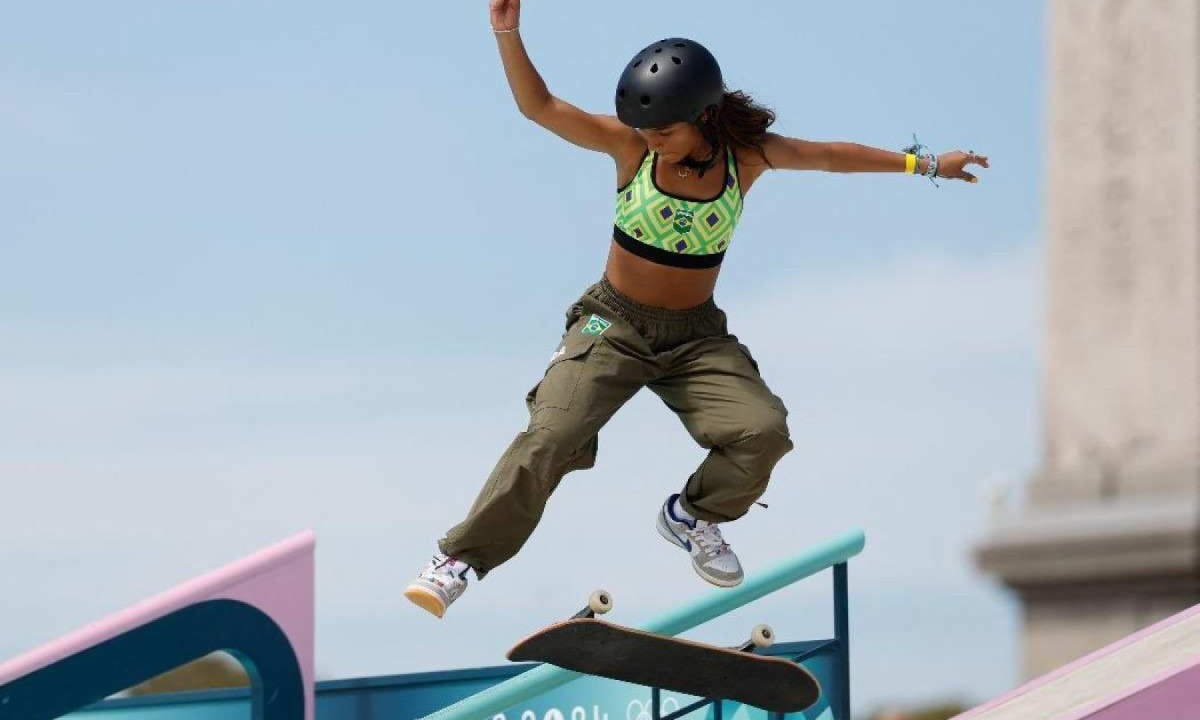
1, 0, 1044, 713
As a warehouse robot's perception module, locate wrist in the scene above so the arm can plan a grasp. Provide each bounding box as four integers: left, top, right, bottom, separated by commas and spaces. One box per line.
493, 24, 519, 34
901, 133, 940, 185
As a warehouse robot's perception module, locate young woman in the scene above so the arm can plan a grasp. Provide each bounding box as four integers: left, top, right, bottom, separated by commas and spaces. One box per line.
405, 0, 988, 618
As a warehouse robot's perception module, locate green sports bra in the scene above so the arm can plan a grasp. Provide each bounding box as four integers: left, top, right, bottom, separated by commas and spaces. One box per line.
613, 147, 743, 269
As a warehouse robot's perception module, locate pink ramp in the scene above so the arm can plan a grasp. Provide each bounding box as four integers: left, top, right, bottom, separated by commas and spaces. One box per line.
0, 531, 315, 720
953, 600, 1200, 720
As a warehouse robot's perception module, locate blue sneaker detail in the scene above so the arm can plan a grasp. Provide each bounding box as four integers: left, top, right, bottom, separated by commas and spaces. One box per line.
655, 494, 743, 587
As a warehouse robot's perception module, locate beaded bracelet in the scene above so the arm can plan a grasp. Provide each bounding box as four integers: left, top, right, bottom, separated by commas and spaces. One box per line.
902, 133, 940, 187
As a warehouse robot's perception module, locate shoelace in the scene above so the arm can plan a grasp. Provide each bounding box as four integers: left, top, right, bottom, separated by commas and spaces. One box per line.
688, 522, 729, 554
428, 555, 466, 579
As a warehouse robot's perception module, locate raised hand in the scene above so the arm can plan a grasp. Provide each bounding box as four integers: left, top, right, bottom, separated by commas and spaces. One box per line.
937, 150, 989, 184
490, 0, 520, 32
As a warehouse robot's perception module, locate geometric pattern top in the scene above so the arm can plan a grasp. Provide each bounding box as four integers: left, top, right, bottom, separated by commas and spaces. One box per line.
612, 146, 743, 269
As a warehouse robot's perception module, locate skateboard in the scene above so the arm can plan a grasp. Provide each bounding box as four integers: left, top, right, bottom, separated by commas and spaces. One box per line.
507, 590, 821, 713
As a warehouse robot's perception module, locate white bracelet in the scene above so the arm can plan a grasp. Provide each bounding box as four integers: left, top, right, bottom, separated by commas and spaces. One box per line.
493, 25, 519, 33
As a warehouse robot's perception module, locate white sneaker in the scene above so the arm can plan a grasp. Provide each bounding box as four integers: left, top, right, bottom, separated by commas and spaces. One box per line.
404, 554, 470, 618
656, 493, 744, 587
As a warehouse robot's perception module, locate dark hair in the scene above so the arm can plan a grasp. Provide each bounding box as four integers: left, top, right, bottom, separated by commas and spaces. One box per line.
702, 90, 776, 168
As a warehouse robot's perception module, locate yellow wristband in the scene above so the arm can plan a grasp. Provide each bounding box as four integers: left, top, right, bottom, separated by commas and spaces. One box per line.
904, 153, 917, 174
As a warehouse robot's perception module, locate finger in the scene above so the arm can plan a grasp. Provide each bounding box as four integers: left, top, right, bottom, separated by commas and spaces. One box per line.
960, 170, 978, 184
966, 151, 989, 168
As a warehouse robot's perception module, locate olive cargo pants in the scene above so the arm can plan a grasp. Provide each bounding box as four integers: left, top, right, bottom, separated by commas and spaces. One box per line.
439, 277, 792, 577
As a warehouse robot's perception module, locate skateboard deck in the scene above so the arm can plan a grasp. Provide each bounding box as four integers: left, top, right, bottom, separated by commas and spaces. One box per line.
507, 618, 821, 712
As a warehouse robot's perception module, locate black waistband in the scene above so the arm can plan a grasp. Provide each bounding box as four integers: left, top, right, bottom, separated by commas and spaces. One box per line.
587, 275, 719, 323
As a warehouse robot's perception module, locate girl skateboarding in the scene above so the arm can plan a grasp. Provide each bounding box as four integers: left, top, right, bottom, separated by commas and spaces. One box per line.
405, 0, 988, 618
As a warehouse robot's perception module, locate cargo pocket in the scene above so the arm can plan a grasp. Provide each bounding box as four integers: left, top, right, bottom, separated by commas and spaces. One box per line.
733, 340, 788, 414
525, 330, 602, 413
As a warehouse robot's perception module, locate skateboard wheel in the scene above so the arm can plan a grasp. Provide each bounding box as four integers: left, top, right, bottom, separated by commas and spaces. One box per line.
588, 590, 613, 615
750, 623, 774, 648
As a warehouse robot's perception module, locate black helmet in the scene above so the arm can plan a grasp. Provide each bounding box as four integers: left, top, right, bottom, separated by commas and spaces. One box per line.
614, 37, 724, 129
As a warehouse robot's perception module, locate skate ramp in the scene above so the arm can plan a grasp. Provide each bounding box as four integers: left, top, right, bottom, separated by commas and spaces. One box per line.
953, 601, 1200, 720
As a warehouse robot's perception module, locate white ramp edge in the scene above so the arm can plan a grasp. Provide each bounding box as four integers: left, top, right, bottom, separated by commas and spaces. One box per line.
954, 601, 1200, 720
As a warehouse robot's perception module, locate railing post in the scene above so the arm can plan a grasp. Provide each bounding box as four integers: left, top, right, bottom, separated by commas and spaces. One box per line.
833, 562, 850, 720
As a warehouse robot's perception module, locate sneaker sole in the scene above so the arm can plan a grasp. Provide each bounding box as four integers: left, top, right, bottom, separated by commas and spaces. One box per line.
656, 509, 743, 588
695, 566, 743, 588
404, 585, 448, 618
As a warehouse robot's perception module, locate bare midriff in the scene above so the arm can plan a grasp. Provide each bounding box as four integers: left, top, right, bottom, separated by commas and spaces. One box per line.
603, 240, 721, 309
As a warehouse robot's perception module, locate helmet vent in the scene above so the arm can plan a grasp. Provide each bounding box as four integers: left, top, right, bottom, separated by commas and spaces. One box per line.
650, 63, 659, 74
671, 56, 681, 65
640, 94, 651, 106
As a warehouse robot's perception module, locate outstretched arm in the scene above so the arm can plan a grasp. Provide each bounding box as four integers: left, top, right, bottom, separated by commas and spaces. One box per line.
490, 0, 639, 159
759, 132, 988, 183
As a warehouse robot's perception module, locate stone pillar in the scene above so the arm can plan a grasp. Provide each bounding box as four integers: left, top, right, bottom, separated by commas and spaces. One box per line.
973, 0, 1200, 680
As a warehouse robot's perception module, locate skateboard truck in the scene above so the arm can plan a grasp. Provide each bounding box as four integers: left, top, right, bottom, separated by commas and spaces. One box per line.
571, 589, 613, 619
569, 591, 771, 652
735, 623, 775, 653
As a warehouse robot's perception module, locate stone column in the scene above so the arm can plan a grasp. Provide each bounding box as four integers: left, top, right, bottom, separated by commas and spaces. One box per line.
973, 0, 1200, 680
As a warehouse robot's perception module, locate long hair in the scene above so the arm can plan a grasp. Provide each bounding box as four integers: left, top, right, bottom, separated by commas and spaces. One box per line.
701, 90, 776, 169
